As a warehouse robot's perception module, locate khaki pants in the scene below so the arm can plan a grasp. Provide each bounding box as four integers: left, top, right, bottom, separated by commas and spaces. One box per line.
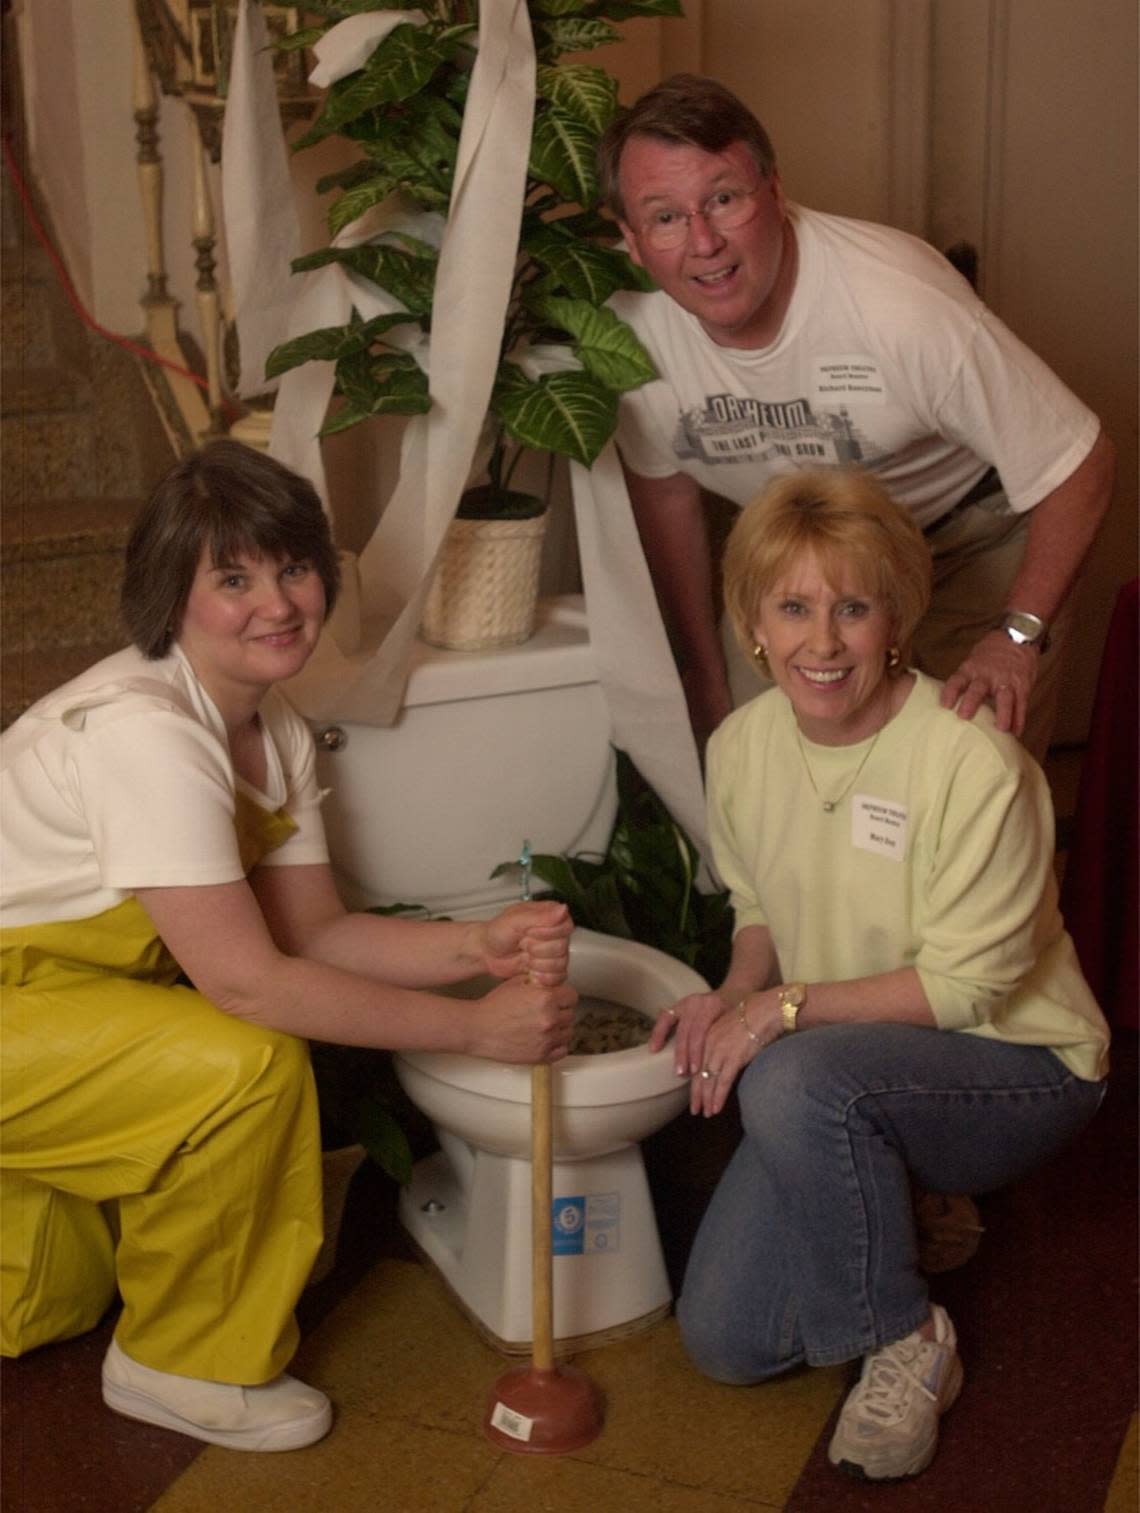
724, 493, 1068, 763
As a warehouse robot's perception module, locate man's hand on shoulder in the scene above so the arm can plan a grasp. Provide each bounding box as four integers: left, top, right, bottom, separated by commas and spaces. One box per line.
939, 629, 1039, 737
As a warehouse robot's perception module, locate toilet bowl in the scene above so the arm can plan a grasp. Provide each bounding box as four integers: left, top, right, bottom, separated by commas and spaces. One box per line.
394, 930, 704, 1353
307, 596, 707, 1351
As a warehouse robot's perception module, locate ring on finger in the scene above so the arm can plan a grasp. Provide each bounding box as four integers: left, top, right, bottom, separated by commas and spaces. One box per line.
699, 1068, 714, 1080
663, 1006, 679, 1019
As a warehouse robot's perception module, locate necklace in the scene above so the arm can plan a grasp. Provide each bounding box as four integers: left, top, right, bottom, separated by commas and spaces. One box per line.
795, 725, 883, 813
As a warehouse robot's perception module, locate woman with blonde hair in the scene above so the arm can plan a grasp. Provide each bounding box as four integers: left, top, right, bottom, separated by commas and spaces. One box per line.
651, 467, 1108, 1482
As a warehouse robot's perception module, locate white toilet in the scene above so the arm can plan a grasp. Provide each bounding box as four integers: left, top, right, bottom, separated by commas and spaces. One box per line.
310, 595, 706, 1351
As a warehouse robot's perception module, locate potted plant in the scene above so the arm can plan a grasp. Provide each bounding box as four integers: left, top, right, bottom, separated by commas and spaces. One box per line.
266, 0, 680, 647
495, 749, 734, 987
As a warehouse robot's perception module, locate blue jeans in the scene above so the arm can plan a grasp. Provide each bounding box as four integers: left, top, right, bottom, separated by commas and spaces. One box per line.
676, 1024, 1105, 1379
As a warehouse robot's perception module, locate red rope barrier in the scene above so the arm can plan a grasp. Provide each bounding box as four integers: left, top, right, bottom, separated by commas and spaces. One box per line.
2, 131, 240, 419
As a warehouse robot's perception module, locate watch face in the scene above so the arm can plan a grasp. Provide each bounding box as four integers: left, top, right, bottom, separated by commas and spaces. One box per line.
1004, 612, 1046, 645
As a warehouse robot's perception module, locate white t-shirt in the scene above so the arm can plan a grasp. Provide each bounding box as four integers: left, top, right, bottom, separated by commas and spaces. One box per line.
611, 205, 1100, 529
0, 644, 329, 927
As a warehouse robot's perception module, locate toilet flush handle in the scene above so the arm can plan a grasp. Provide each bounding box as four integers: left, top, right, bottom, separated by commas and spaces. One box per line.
315, 725, 348, 752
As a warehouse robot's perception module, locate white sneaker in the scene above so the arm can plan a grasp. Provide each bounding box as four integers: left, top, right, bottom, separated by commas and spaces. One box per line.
102, 1339, 332, 1451
827, 1304, 963, 1480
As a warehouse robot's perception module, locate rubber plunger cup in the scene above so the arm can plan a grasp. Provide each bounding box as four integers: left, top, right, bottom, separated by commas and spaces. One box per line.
482, 1062, 604, 1454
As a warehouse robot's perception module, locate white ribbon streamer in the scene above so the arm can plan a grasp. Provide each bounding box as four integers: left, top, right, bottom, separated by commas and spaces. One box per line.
282, 0, 536, 724
570, 445, 710, 865
309, 11, 429, 88
221, 0, 303, 398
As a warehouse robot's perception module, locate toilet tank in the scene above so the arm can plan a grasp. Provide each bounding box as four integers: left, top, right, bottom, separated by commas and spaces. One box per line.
309, 596, 618, 917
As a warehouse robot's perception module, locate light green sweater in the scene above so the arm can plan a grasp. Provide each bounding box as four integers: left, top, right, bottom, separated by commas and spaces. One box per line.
707, 672, 1109, 1081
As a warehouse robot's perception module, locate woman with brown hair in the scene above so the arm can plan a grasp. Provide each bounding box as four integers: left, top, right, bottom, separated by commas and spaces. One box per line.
1, 441, 576, 1451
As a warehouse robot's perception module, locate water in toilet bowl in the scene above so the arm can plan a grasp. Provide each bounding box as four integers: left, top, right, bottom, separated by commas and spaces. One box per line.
568, 997, 653, 1055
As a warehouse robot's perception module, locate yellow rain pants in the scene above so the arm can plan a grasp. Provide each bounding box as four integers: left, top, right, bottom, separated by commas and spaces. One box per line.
0, 797, 324, 1383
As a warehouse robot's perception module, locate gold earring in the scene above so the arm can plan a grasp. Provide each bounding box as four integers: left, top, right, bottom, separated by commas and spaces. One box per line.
753, 643, 770, 674
886, 646, 901, 671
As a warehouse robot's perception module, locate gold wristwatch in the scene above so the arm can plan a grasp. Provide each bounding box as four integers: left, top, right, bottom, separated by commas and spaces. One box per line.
778, 982, 806, 1034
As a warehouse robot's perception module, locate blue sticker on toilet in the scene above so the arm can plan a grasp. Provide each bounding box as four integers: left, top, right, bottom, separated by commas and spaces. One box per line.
552, 1197, 585, 1254
552, 1193, 620, 1255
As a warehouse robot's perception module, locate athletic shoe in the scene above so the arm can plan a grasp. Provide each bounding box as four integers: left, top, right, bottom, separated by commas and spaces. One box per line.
102, 1338, 332, 1451
827, 1304, 963, 1480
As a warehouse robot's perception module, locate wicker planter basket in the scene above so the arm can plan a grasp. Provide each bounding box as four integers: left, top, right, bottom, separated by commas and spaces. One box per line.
421, 512, 547, 651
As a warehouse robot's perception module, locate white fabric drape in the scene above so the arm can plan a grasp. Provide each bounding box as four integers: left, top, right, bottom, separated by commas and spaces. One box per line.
221, 0, 301, 398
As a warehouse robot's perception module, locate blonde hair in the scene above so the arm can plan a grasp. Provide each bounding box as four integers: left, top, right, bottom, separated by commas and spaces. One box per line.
722, 469, 932, 672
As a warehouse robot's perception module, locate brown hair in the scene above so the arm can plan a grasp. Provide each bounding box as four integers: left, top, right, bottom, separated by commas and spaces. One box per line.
722, 469, 932, 673
597, 73, 778, 221
121, 439, 340, 659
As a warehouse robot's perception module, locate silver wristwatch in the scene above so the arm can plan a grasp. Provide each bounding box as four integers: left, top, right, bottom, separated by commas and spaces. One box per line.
999, 611, 1051, 652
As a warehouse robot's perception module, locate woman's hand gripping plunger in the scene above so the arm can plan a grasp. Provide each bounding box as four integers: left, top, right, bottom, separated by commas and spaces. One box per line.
473, 899, 577, 1064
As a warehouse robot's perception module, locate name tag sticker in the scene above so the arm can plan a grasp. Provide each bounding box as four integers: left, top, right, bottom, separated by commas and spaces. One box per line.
812, 355, 886, 405
853, 795, 908, 860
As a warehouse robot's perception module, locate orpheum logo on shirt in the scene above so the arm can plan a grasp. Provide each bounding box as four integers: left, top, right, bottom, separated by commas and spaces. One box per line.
673, 390, 877, 469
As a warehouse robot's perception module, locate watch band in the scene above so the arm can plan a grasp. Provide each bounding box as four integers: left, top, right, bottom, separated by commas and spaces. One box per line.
778, 982, 806, 1034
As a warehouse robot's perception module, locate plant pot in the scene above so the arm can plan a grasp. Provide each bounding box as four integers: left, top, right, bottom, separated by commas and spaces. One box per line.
308, 1142, 367, 1287
421, 494, 547, 652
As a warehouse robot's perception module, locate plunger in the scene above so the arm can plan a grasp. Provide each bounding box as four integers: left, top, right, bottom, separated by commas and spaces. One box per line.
481, 1057, 605, 1453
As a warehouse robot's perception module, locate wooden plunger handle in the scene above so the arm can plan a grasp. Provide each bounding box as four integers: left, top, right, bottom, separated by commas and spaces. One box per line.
531, 1061, 554, 1372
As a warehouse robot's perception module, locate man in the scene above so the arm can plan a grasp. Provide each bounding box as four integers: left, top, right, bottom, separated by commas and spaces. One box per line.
598, 75, 1115, 759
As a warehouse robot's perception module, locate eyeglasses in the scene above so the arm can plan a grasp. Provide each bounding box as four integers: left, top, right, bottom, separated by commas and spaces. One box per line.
635, 186, 766, 251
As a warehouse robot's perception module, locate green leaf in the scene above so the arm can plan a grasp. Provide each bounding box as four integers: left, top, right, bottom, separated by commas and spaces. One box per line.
305, 0, 426, 15
319, 401, 375, 437
521, 222, 624, 303
293, 25, 447, 149
327, 171, 399, 236
270, 27, 323, 53
492, 366, 617, 468
354, 1099, 413, 1185
533, 18, 622, 62
530, 108, 600, 206
320, 350, 430, 435
523, 853, 595, 917
535, 64, 619, 133
265, 310, 418, 380
530, 0, 596, 16
316, 159, 384, 196
527, 295, 656, 391
580, 872, 633, 937
594, 0, 685, 18
291, 243, 438, 317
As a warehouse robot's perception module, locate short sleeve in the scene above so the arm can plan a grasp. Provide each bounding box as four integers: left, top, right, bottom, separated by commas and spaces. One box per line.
932, 310, 1100, 512
257, 693, 329, 868
615, 380, 687, 480
73, 705, 246, 887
